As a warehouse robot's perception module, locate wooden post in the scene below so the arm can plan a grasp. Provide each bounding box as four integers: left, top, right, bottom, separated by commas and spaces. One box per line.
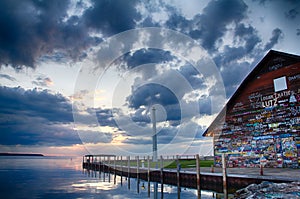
176, 155, 181, 199
120, 156, 123, 186
137, 156, 140, 194
196, 154, 201, 199
98, 158, 101, 179
128, 156, 130, 190
260, 164, 264, 176
114, 156, 116, 185
147, 155, 150, 198
222, 153, 228, 199
103, 157, 105, 182
160, 155, 164, 199
108, 156, 111, 183
82, 156, 84, 174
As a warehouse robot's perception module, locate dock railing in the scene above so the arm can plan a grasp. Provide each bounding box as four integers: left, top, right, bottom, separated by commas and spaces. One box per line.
83, 154, 213, 199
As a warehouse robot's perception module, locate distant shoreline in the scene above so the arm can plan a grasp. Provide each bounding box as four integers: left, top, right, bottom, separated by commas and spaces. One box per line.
0, 153, 44, 157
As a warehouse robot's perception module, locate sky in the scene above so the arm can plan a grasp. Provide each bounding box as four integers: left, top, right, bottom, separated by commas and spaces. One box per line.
0, 0, 299, 156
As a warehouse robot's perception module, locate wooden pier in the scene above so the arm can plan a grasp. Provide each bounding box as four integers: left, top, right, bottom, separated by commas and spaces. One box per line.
82, 154, 299, 197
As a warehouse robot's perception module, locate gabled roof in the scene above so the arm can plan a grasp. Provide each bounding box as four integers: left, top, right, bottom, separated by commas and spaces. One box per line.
203, 50, 300, 137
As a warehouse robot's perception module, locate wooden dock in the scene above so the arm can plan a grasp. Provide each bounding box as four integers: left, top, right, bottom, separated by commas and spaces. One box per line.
82, 154, 299, 198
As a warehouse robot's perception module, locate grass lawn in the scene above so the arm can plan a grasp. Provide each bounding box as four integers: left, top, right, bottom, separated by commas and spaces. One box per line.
114, 159, 214, 169
164, 159, 214, 169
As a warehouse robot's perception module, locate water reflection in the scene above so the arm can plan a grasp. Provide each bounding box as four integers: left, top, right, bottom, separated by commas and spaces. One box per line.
83, 168, 221, 199
0, 156, 224, 199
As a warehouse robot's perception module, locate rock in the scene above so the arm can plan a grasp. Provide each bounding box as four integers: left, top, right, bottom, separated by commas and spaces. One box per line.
234, 181, 300, 199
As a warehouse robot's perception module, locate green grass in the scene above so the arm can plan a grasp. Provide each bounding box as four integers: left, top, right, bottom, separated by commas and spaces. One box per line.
113, 159, 214, 169
164, 159, 214, 169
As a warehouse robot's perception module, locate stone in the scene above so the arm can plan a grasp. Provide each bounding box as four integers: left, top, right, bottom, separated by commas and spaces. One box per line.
234, 181, 300, 199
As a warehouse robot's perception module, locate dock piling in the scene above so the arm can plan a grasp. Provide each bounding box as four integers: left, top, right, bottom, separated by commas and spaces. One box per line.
120, 156, 123, 186
103, 157, 105, 182
176, 155, 181, 199
127, 156, 130, 190
222, 153, 228, 199
108, 157, 111, 183
137, 156, 140, 194
196, 154, 201, 199
147, 155, 150, 198
114, 156, 116, 184
160, 155, 164, 199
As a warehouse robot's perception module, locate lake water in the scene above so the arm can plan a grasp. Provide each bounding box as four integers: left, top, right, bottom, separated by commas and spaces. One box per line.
0, 156, 220, 198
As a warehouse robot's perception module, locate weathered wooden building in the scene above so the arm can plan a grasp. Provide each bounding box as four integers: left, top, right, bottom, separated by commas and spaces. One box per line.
204, 50, 300, 168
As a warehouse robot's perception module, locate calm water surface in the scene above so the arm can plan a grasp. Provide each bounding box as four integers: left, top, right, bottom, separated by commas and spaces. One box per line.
0, 156, 218, 198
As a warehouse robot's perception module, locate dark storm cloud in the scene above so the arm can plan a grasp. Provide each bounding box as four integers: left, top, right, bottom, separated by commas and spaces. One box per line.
285, 8, 299, 20
0, 86, 80, 145
165, 14, 191, 32
179, 64, 206, 89
94, 108, 118, 127
0, 74, 16, 81
264, 28, 283, 50
0, 86, 73, 122
128, 84, 178, 109
0, 117, 80, 146
127, 82, 184, 121
82, 0, 141, 35
213, 23, 261, 69
213, 23, 263, 97
0, 0, 96, 69
0, 0, 140, 69
191, 0, 248, 51
164, 0, 251, 54
161, 0, 289, 100
121, 48, 175, 69
165, 0, 248, 52
234, 24, 262, 53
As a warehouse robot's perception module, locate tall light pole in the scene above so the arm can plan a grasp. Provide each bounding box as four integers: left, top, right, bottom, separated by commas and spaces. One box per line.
152, 106, 158, 199
152, 106, 158, 163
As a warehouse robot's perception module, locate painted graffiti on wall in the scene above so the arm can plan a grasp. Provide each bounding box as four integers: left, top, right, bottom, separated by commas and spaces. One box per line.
214, 63, 300, 168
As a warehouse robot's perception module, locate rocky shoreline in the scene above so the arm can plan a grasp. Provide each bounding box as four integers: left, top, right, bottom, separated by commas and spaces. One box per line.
234, 181, 300, 199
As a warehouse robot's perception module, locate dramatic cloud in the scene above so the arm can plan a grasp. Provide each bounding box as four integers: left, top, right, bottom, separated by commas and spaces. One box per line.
285, 8, 299, 20
0, 0, 87, 68
190, 0, 248, 51
0, 86, 73, 122
128, 84, 178, 109
264, 28, 283, 50
120, 48, 175, 69
0, 86, 77, 145
82, 0, 141, 35
0, 0, 138, 69
0, 0, 299, 155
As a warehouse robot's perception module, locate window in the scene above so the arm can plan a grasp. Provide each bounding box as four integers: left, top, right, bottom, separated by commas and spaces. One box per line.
273, 76, 287, 92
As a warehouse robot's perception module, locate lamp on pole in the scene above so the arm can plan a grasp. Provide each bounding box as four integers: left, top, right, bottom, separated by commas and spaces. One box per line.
152, 106, 158, 163
152, 106, 158, 199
